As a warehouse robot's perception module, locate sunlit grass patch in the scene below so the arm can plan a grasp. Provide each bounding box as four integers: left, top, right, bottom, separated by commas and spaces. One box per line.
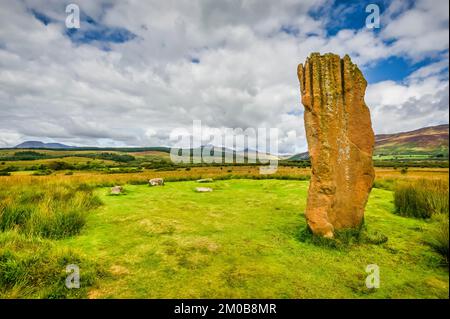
0, 231, 105, 298
426, 214, 449, 265
0, 172, 448, 298
56, 180, 448, 298
394, 179, 449, 218
0, 183, 102, 239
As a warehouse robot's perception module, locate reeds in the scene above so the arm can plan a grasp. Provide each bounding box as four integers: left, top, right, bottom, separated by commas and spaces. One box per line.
394, 178, 449, 218
0, 182, 101, 239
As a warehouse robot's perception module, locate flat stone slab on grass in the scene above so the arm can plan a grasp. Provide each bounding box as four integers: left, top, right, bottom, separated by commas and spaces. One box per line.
196, 178, 214, 183
195, 187, 213, 192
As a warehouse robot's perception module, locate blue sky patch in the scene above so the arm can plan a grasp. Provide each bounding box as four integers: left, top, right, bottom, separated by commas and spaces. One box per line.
311, 0, 387, 36
65, 14, 136, 46
31, 9, 53, 26
363, 56, 448, 84
29, 7, 136, 47
66, 26, 136, 44
363, 56, 412, 83
280, 25, 299, 36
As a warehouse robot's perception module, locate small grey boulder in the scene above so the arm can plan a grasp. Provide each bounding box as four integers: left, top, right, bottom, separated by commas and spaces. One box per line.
110, 186, 123, 195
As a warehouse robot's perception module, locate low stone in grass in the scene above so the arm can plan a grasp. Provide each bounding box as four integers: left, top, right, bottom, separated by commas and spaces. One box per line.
196, 187, 213, 192
110, 186, 123, 195
196, 178, 214, 183
149, 178, 164, 186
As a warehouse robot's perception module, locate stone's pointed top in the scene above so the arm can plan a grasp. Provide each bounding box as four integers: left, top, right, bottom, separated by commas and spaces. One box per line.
305, 52, 342, 59
297, 63, 304, 72
298, 52, 368, 100
301, 52, 355, 65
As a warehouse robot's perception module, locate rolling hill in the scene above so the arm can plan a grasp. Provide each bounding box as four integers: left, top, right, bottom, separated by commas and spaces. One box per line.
10, 124, 449, 161
288, 124, 449, 160
374, 124, 448, 156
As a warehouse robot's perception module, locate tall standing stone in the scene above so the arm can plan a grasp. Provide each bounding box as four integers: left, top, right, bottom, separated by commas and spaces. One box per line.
297, 53, 375, 238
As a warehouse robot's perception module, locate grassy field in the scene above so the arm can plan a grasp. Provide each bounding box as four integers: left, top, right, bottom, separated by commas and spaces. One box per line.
52, 180, 447, 298
1, 148, 448, 174
373, 154, 433, 160
0, 167, 448, 298
1, 157, 116, 169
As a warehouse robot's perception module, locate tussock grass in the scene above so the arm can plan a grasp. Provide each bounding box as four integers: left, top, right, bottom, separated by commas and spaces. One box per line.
0, 173, 105, 298
0, 231, 104, 298
426, 214, 449, 264
394, 178, 449, 218
0, 182, 102, 239
372, 178, 395, 191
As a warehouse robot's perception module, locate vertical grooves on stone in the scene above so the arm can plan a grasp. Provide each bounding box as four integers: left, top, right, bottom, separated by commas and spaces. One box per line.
340, 57, 349, 144
340, 58, 345, 106
300, 65, 305, 95
318, 58, 324, 112
298, 64, 305, 96
307, 59, 314, 109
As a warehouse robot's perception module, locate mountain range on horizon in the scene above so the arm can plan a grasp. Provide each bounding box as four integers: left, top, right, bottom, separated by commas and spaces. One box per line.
14, 141, 74, 149
12, 124, 449, 159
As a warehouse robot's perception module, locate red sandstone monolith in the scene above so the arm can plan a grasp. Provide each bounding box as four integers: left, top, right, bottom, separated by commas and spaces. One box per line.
297, 53, 375, 238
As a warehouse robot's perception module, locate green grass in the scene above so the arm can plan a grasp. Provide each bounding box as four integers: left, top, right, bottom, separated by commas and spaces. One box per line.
373, 178, 396, 191
0, 157, 117, 169
0, 231, 105, 298
0, 183, 102, 239
394, 179, 449, 218
426, 214, 449, 264
0, 181, 105, 298
373, 154, 433, 160
55, 180, 448, 298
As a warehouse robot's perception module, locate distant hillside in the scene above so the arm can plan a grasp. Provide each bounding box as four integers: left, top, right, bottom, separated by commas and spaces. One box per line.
12, 124, 449, 158
288, 124, 449, 160
375, 124, 448, 156
177, 146, 281, 162
14, 141, 74, 149
286, 152, 310, 161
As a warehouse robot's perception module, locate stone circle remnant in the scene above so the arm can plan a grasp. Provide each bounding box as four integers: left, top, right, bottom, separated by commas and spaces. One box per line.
149, 178, 165, 186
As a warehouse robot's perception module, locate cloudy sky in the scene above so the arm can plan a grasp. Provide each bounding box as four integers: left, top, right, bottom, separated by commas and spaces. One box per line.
0, 0, 448, 153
